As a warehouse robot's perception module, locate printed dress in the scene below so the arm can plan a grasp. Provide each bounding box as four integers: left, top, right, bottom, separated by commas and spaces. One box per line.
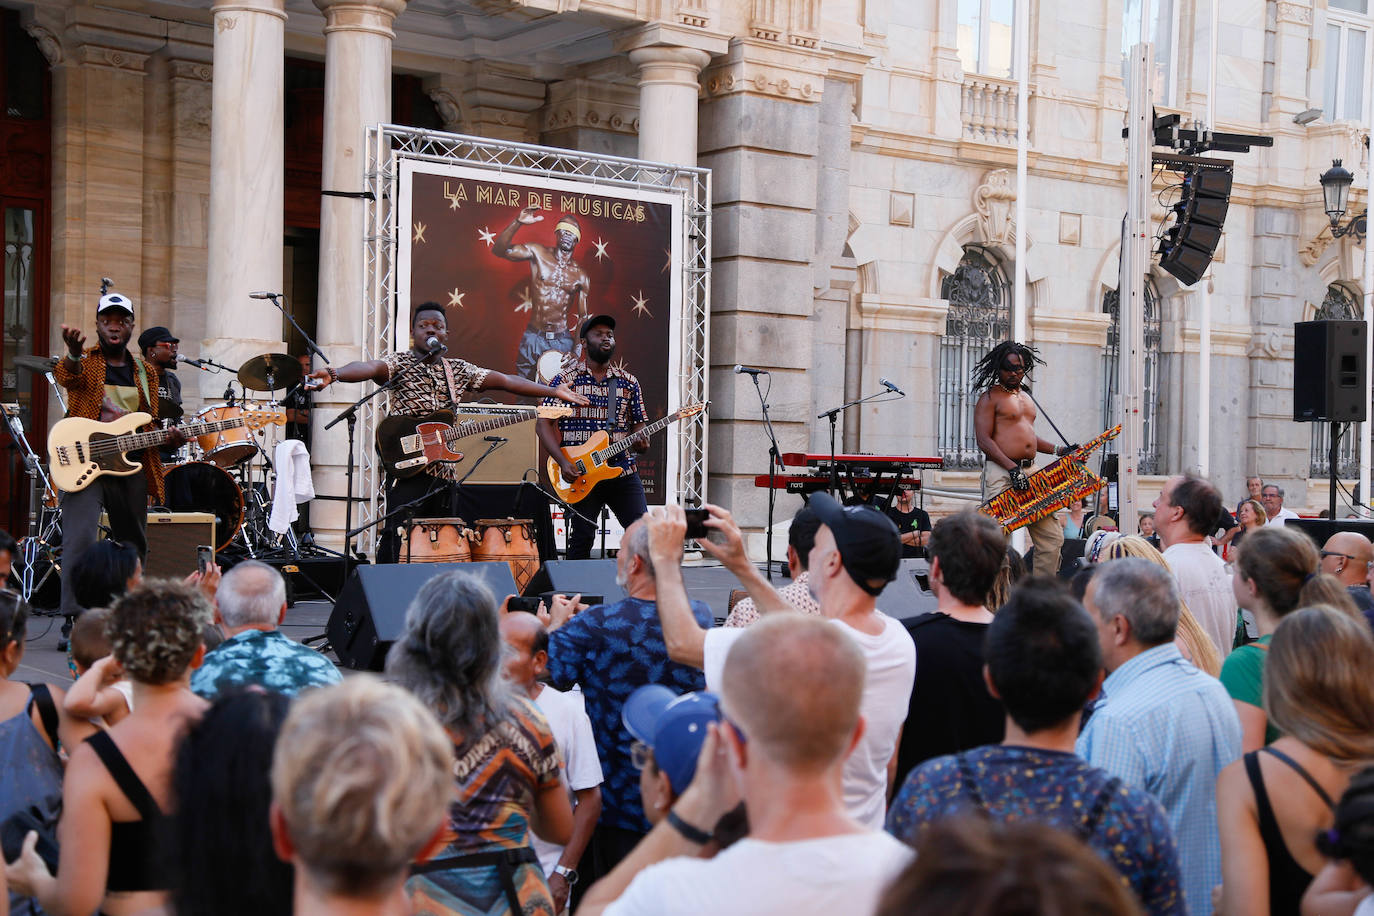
407, 697, 561, 916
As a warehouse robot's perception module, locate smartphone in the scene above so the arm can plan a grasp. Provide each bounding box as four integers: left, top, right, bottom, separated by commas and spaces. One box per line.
507, 595, 542, 614
197, 545, 213, 575
684, 507, 710, 540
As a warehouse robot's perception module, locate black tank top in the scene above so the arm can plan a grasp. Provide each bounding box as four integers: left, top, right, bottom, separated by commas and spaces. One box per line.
86, 730, 169, 893
1242, 747, 1335, 915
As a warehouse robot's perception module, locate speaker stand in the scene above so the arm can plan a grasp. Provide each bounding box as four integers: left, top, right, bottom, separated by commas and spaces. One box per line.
1329, 422, 1343, 520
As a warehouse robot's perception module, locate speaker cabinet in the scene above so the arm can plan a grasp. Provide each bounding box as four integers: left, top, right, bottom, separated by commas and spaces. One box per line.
327, 561, 520, 671
1294, 320, 1367, 422
101, 511, 215, 580
446, 407, 541, 484
521, 558, 627, 603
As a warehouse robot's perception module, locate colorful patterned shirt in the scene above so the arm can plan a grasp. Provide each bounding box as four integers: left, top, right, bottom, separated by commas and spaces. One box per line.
53, 346, 165, 501
724, 572, 820, 627
543, 364, 646, 472
1076, 642, 1242, 916
887, 745, 1184, 915
546, 596, 712, 832
382, 351, 490, 481
189, 629, 342, 699
407, 697, 560, 916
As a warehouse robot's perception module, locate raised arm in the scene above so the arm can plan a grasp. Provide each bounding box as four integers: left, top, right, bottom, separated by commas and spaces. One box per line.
492, 206, 542, 261
644, 505, 708, 668
697, 504, 791, 616
305, 359, 391, 389
477, 370, 588, 406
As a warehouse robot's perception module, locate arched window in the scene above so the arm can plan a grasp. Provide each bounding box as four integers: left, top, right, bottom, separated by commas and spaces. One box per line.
937, 246, 1011, 468
1102, 280, 1164, 474
1310, 283, 1363, 478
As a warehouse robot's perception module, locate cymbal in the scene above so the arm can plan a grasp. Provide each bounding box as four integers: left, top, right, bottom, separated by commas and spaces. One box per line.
158, 399, 184, 421
237, 353, 302, 391
14, 355, 58, 374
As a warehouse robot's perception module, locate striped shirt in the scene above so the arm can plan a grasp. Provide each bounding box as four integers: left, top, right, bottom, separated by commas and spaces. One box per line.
1076, 642, 1242, 916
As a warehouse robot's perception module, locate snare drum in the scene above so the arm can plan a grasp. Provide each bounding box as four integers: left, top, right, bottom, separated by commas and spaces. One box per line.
470, 518, 538, 593
163, 462, 245, 551
402, 518, 472, 564
194, 404, 257, 467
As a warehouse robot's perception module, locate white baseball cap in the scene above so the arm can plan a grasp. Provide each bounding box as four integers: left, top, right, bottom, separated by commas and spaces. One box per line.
97, 293, 134, 316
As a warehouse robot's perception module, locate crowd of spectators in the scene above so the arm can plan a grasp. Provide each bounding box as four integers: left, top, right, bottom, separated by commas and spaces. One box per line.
6, 465, 1374, 916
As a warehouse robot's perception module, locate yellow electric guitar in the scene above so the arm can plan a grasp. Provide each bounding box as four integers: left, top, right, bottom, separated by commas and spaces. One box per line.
48, 408, 285, 493
547, 402, 708, 504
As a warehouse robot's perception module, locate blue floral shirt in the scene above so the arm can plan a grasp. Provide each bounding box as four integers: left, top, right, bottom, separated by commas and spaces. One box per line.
887, 745, 1184, 915
190, 629, 342, 699
546, 596, 711, 832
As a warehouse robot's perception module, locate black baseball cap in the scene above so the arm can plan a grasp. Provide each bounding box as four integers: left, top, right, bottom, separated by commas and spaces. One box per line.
579, 314, 616, 338
137, 327, 178, 350
809, 492, 902, 596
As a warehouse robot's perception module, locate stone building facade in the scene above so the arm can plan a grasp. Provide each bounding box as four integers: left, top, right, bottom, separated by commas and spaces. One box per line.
1, 0, 1369, 541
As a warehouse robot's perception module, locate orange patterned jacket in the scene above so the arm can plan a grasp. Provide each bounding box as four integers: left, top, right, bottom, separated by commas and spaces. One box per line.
54, 346, 165, 503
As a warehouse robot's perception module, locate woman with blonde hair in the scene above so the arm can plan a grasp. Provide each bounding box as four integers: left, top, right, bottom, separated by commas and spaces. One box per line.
1223, 527, 1357, 751
1096, 535, 1222, 677
1216, 606, 1374, 915
1222, 498, 1267, 563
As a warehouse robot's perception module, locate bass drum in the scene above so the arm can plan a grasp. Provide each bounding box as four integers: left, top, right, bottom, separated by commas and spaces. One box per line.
162, 462, 244, 551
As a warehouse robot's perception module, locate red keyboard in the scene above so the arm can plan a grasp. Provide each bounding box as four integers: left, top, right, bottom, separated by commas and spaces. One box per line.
754, 474, 925, 494
779, 452, 944, 470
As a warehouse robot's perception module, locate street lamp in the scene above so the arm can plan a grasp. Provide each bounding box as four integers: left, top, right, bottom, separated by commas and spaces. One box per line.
1320, 158, 1368, 241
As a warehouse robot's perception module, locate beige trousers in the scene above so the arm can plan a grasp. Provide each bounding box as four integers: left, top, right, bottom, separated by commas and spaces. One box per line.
983, 460, 1065, 575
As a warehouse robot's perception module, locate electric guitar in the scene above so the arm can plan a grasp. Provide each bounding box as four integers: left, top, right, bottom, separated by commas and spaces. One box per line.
48, 408, 286, 493
546, 402, 708, 504
376, 405, 573, 478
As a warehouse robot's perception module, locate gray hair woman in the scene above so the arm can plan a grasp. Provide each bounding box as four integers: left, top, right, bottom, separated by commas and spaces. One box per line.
386, 571, 573, 916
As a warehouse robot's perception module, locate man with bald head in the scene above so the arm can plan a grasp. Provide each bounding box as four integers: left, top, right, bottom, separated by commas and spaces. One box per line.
545, 519, 713, 882
580, 614, 914, 916
1319, 531, 1374, 619
190, 560, 341, 699
501, 612, 603, 911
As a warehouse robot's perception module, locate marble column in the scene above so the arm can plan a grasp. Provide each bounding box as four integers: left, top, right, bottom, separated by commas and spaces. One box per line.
311, 0, 407, 549
204, 0, 286, 405
628, 46, 710, 166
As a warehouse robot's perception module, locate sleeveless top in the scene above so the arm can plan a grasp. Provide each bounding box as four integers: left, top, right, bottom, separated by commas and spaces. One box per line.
86, 730, 170, 893
1, 685, 63, 916
1243, 747, 1336, 915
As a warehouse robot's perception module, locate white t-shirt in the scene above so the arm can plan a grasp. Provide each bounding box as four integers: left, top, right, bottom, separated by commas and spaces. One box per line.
1162, 541, 1238, 658
531, 684, 604, 875
1353, 892, 1374, 916
1265, 507, 1299, 526
702, 612, 917, 830
602, 831, 914, 916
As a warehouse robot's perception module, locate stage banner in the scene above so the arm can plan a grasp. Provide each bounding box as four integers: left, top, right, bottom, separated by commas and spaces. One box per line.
397, 160, 683, 503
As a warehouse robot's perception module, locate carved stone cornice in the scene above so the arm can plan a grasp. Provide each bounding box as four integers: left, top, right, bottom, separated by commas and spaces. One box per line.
76, 44, 150, 73
169, 60, 214, 82
1299, 223, 1336, 267
544, 79, 641, 136
1178, 323, 1254, 356
23, 25, 61, 66
701, 38, 827, 103
1275, 2, 1311, 26
855, 293, 949, 334
1028, 310, 1111, 346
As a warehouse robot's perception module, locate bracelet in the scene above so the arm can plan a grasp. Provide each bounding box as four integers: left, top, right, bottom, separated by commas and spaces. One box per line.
327, 367, 339, 384
666, 809, 712, 845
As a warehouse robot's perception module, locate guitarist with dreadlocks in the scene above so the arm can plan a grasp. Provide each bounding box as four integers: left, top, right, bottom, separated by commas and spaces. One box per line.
973, 341, 1079, 574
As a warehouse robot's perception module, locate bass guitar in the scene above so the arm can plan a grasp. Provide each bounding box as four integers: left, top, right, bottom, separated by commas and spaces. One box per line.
376, 405, 573, 478
49, 407, 286, 493
546, 402, 708, 504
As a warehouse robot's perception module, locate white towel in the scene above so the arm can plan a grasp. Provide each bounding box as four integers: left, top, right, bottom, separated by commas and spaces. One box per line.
270, 439, 316, 534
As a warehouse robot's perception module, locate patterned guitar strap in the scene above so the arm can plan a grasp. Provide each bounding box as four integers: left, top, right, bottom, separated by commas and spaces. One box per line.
439, 354, 461, 410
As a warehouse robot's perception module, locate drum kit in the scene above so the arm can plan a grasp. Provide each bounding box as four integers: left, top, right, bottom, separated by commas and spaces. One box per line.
8, 345, 316, 610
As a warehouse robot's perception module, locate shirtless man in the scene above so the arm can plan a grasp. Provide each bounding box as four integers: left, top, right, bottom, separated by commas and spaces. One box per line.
973, 341, 1076, 574
493, 206, 591, 381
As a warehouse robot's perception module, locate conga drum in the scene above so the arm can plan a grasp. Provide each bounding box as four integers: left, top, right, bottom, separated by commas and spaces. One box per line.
402, 518, 472, 564
470, 518, 539, 593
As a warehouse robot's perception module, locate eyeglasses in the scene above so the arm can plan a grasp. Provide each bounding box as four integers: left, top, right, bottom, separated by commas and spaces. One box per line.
1320, 550, 1360, 562
631, 740, 652, 770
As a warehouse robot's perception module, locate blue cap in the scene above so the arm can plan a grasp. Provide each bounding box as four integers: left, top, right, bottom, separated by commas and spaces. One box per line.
622, 685, 720, 795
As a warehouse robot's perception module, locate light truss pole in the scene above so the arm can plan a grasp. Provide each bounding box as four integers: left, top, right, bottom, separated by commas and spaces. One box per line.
1119, 39, 1154, 536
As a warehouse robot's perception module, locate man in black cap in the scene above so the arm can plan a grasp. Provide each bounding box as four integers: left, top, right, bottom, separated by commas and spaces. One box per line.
138, 325, 182, 462
638, 496, 917, 829
537, 314, 649, 560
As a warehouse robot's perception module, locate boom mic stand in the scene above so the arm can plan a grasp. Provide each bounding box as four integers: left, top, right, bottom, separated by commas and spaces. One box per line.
745, 371, 785, 580
817, 387, 903, 497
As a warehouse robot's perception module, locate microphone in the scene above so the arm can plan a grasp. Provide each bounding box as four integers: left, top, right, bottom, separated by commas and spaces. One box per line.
177, 354, 213, 372
734, 365, 767, 376
425, 336, 447, 353
484, 436, 508, 443
879, 377, 906, 396
248, 291, 281, 300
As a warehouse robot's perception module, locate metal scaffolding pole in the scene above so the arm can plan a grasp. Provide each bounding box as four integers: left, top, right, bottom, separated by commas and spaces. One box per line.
1119, 40, 1154, 535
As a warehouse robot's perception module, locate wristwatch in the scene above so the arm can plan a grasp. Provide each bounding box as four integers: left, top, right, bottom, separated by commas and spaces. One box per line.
552, 864, 579, 884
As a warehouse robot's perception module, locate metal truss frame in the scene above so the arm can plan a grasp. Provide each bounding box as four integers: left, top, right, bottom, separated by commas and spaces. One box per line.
361, 125, 711, 556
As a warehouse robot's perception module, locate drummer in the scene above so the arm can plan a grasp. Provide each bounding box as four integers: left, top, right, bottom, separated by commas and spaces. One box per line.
138, 326, 182, 463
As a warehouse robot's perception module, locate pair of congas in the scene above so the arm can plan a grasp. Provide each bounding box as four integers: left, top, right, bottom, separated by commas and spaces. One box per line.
402, 517, 539, 593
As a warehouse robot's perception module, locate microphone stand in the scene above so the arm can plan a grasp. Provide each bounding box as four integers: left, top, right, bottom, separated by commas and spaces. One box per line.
259, 293, 330, 365
746, 371, 785, 580
816, 389, 903, 497
325, 346, 443, 581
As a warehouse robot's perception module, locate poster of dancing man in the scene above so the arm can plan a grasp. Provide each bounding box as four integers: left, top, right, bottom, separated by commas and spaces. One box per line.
396, 159, 684, 502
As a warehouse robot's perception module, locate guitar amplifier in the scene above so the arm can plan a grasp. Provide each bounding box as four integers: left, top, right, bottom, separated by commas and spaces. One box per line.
447, 407, 540, 484
100, 511, 216, 579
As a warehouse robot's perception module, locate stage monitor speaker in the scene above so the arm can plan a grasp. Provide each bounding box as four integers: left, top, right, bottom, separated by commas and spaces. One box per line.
140, 512, 216, 580
446, 407, 540, 484
1294, 320, 1367, 422
521, 559, 627, 604
879, 559, 940, 623
327, 561, 519, 671
1283, 518, 1374, 549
